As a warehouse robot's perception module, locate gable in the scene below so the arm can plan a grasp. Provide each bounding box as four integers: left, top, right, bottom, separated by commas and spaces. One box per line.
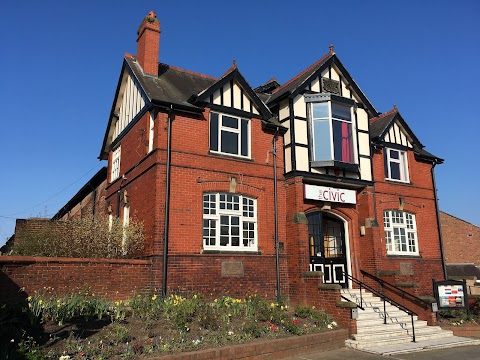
195, 68, 272, 120
382, 120, 414, 148
99, 63, 149, 160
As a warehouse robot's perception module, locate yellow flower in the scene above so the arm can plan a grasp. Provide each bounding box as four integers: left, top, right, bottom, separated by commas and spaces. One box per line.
115, 301, 119, 306
270, 302, 275, 308
38, 299, 43, 305
152, 294, 157, 301
281, 306, 284, 311
27, 296, 32, 301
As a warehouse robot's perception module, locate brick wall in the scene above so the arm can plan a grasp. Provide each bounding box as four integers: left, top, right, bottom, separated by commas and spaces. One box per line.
0, 256, 151, 302
441, 211, 480, 265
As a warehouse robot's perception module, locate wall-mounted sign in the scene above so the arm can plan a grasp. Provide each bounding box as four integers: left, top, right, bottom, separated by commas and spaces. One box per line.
304, 184, 356, 204
434, 280, 468, 310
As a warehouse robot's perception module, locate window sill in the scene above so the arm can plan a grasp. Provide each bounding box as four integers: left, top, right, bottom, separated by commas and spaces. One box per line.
201, 250, 261, 255
208, 151, 254, 162
386, 254, 421, 259
385, 178, 411, 185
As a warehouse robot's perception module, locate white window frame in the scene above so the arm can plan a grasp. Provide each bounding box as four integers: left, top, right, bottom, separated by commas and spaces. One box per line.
209, 111, 250, 158
148, 112, 154, 153
111, 146, 121, 181
203, 193, 257, 251
384, 210, 418, 255
308, 100, 357, 165
385, 148, 409, 182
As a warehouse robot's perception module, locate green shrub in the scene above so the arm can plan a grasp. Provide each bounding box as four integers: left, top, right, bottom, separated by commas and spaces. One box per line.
12, 217, 144, 259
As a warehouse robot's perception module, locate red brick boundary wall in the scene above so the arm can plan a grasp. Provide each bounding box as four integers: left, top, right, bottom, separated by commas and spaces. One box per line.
439, 325, 480, 338
152, 329, 348, 360
0, 256, 151, 302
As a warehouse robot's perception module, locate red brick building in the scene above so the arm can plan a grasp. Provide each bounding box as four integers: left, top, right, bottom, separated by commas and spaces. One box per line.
95, 11, 445, 299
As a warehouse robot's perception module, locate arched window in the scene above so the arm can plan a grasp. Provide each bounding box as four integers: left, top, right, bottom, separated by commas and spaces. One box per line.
203, 193, 257, 251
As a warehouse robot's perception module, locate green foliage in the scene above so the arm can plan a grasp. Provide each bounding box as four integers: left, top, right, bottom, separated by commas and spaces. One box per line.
130, 292, 163, 321
12, 217, 145, 259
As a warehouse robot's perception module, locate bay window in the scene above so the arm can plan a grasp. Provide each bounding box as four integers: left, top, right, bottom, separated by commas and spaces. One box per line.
306, 93, 356, 167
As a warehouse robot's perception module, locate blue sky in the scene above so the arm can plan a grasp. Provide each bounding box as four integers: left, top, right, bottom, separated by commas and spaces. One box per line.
0, 0, 479, 246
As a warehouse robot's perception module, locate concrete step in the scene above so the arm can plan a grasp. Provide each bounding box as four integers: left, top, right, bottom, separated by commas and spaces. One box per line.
346, 330, 454, 349
355, 314, 419, 327
360, 336, 480, 355
355, 320, 429, 334
353, 325, 452, 341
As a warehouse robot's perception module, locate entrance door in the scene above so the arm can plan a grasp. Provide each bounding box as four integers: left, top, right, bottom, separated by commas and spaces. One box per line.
307, 212, 348, 288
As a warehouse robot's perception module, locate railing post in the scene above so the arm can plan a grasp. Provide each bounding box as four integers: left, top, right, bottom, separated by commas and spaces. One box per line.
383, 297, 387, 324
360, 283, 363, 308
411, 314, 416, 342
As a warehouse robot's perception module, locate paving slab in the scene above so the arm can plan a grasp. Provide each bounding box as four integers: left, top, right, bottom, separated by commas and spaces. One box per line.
361, 336, 480, 355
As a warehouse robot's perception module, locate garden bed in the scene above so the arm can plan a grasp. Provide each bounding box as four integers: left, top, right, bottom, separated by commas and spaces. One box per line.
1, 289, 340, 359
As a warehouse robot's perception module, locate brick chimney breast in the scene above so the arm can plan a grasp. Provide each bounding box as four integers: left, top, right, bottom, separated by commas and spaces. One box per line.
136, 11, 160, 76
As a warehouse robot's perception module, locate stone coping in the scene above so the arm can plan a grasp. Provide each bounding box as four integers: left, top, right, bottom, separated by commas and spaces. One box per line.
151, 329, 348, 360
0, 256, 151, 265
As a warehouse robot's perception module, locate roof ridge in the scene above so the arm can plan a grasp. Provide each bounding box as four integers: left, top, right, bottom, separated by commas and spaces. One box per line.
158, 62, 218, 81
271, 50, 334, 95
370, 106, 398, 123
441, 211, 480, 228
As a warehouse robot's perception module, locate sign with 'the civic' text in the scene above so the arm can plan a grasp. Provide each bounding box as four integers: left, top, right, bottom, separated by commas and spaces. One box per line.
304, 184, 356, 204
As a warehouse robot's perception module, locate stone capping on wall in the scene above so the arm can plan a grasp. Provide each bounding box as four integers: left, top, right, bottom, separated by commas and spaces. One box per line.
0, 256, 151, 265
151, 329, 348, 360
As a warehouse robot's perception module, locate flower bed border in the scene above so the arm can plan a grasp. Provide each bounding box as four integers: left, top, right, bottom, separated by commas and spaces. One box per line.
151, 329, 348, 360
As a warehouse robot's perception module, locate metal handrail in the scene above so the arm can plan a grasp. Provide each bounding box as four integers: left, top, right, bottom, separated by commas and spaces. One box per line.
360, 270, 431, 310
343, 271, 418, 342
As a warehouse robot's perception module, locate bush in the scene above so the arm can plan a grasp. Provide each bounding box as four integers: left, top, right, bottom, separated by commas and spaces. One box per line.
12, 217, 144, 258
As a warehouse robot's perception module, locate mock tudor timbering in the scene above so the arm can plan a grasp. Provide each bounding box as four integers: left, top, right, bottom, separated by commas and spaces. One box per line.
95, 11, 446, 299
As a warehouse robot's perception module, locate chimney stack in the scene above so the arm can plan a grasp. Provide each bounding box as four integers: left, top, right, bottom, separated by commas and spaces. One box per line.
136, 11, 160, 75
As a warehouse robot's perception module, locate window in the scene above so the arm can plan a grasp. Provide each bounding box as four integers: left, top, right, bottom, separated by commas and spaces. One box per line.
385, 148, 409, 182
383, 210, 418, 255
111, 146, 121, 181
309, 98, 355, 165
148, 112, 154, 153
202, 193, 257, 251
209, 112, 249, 157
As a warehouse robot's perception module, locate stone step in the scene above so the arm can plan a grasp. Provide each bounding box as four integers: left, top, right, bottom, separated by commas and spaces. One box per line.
355, 314, 419, 327
355, 320, 429, 334
353, 325, 452, 341
346, 330, 454, 349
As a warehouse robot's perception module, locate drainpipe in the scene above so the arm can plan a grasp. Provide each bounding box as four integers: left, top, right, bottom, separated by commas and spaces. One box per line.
162, 105, 174, 297
431, 161, 447, 280
272, 126, 281, 300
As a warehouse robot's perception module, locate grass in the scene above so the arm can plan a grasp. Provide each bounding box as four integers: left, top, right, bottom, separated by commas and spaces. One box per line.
1, 289, 339, 359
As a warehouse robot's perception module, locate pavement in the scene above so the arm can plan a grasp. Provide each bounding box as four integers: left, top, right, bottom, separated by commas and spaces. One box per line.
290, 344, 480, 359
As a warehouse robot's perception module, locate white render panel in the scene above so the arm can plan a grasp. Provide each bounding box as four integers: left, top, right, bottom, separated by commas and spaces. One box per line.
285, 147, 292, 173
357, 109, 369, 131
400, 130, 407, 147
213, 89, 221, 105
243, 94, 251, 112
360, 157, 372, 181
294, 119, 308, 145
295, 146, 309, 171
341, 80, 349, 97
223, 81, 231, 107
284, 123, 291, 146
358, 132, 370, 156
233, 83, 242, 110
330, 67, 340, 81
321, 68, 329, 78
310, 77, 320, 92
279, 100, 289, 121
293, 94, 307, 118
394, 123, 401, 145
252, 105, 259, 115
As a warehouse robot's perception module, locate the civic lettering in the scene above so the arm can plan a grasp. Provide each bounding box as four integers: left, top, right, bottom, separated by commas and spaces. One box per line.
319, 188, 346, 202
